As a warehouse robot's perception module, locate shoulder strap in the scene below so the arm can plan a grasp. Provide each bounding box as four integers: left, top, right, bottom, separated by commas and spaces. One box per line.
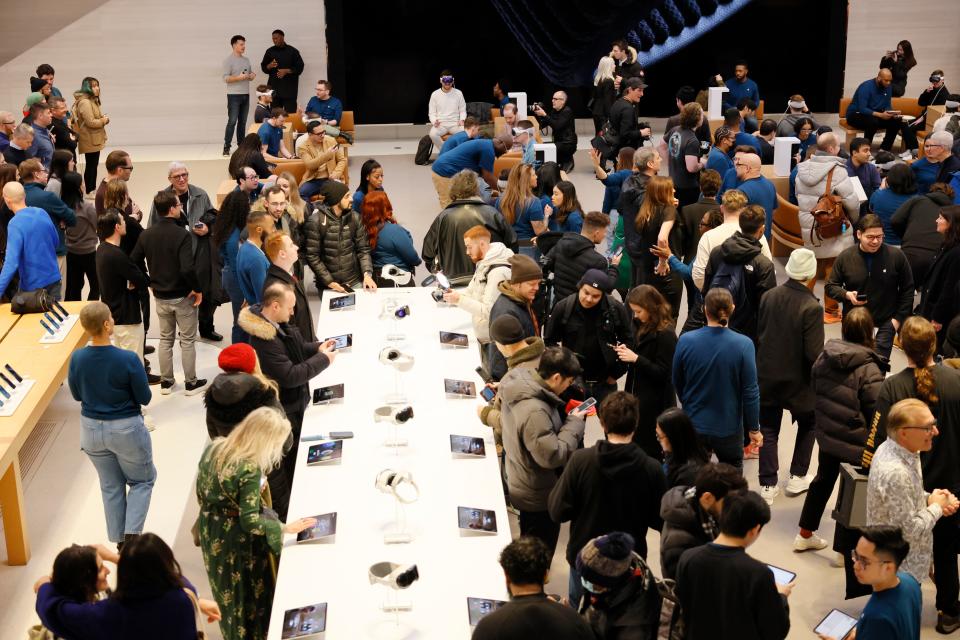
824, 165, 836, 194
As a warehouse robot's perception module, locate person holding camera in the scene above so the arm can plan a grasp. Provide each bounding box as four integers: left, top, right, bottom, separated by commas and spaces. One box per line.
532, 92, 576, 171
880, 40, 917, 98
825, 214, 914, 360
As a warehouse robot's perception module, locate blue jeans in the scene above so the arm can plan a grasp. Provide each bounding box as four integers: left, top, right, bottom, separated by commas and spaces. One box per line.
24, 279, 62, 302
224, 94, 249, 148
568, 565, 585, 611
875, 319, 896, 361
299, 177, 329, 201
221, 267, 247, 344
80, 415, 156, 542
697, 432, 744, 471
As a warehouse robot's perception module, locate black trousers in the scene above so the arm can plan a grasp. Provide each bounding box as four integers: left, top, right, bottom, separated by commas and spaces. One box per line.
846, 112, 918, 151
83, 151, 100, 194
555, 142, 576, 167
273, 94, 299, 114
65, 251, 99, 301
519, 510, 561, 559
198, 297, 217, 335
757, 405, 816, 486
798, 449, 843, 532
933, 513, 960, 616
280, 406, 306, 497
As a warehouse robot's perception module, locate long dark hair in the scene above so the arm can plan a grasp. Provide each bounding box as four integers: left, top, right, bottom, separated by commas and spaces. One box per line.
535, 161, 562, 199
112, 533, 185, 601
552, 180, 581, 227
358, 159, 381, 195
841, 306, 875, 351
626, 284, 673, 335
897, 40, 917, 70
50, 149, 74, 183
940, 205, 960, 250
59, 171, 85, 210
51, 544, 100, 603
228, 133, 264, 178
657, 408, 708, 466
213, 190, 251, 248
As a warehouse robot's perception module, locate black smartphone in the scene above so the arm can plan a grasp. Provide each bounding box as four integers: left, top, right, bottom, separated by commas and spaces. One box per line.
856, 293, 867, 302
5, 364, 23, 383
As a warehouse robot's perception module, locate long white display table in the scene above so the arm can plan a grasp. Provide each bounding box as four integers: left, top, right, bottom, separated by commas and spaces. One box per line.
268, 288, 511, 639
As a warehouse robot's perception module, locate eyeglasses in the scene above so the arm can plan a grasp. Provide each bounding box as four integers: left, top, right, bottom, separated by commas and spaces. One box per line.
903, 420, 937, 433
1, 121, 14, 125
170, 173, 188, 180
851, 550, 892, 568
861, 234, 883, 242
121, 165, 134, 171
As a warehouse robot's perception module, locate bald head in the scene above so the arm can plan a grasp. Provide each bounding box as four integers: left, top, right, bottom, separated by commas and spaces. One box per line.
741, 153, 761, 176
0, 111, 13, 135
2, 182, 26, 211
877, 69, 892, 88
816, 132, 839, 155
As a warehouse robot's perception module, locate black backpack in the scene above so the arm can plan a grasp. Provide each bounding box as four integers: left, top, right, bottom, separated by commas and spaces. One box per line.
414, 135, 433, 165
465, 101, 494, 124
708, 260, 750, 331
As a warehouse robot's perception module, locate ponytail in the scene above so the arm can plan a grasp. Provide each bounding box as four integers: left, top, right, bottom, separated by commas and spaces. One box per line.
901, 316, 939, 404
704, 288, 734, 327
914, 366, 939, 405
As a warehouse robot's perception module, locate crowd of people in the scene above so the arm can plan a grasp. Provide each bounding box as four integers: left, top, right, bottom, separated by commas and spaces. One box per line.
10, 27, 960, 640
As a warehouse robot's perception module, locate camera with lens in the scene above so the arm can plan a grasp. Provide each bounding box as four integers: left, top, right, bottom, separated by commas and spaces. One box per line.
530, 102, 543, 113
423, 271, 452, 303
638, 121, 651, 131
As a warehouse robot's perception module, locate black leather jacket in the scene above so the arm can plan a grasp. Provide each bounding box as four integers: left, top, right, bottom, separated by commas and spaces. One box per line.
421, 198, 517, 286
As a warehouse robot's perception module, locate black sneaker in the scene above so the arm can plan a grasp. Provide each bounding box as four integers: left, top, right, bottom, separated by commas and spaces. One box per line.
222, 146, 231, 157
937, 612, 960, 634
144, 345, 156, 355
147, 373, 162, 385
160, 380, 175, 395
200, 330, 223, 342
185, 378, 208, 396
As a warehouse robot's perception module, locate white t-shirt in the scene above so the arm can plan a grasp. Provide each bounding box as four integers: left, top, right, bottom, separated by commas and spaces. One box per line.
692, 221, 772, 289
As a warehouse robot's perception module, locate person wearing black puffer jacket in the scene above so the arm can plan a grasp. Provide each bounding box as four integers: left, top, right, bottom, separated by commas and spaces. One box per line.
543, 212, 618, 304
301, 179, 375, 296
796, 307, 884, 555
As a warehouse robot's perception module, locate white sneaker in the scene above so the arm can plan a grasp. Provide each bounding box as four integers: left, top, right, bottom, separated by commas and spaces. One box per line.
830, 552, 845, 567
143, 414, 157, 432
793, 533, 828, 552
785, 474, 813, 496
760, 485, 780, 505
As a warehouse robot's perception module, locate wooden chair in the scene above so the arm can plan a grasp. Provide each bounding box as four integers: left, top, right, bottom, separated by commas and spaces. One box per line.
338, 111, 355, 145
770, 194, 802, 258
285, 113, 307, 134
493, 153, 522, 181
755, 100, 764, 121
271, 160, 306, 184
839, 97, 923, 147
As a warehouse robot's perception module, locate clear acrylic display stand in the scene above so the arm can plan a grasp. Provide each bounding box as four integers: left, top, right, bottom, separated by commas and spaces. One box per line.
0, 378, 36, 416
379, 585, 412, 614
39, 314, 79, 344
383, 418, 408, 449
383, 368, 407, 406
383, 500, 412, 544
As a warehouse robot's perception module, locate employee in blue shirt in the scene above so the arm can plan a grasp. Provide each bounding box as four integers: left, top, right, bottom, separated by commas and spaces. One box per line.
304, 80, 343, 127
846, 69, 918, 155
257, 108, 292, 162
721, 61, 760, 122
438, 116, 478, 157
0, 181, 62, 299
431, 136, 511, 209
707, 126, 736, 176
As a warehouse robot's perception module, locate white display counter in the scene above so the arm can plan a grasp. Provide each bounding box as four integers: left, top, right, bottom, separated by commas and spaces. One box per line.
267, 288, 512, 639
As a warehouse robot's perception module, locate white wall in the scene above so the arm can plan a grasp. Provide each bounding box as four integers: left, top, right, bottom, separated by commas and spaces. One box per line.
0, 0, 326, 146
845, 0, 960, 98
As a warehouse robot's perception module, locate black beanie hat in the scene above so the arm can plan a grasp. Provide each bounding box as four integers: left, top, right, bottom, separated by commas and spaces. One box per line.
576, 532, 636, 590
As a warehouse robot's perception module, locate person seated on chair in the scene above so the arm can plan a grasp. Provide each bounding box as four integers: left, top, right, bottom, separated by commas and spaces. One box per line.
438, 115, 479, 157
916, 69, 949, 131
513, 119, 537, 166
427, 69, 466, 159
360, 191, 421, 287
498, 103, 521, 145
304, 79, 342, 128
532, 91, 577, 171
911, 131, 960, 195
257, 107, 292, 163
755, 119, 776, 165
737, 98, 758, 134
846, 69, 919, 158
776, 94, 818, 136
297, 121, 346, 200
253, 85, 273, 123
846, 137, 882, 204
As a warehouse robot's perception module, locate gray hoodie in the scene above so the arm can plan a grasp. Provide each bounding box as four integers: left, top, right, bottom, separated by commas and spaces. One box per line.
499, 368, 584, 511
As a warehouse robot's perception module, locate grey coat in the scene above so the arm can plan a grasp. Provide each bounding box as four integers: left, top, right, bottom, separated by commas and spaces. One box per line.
500, 368, 585, 512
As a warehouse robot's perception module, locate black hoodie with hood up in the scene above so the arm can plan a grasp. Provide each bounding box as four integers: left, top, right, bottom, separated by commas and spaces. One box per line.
548, 439, 666, 566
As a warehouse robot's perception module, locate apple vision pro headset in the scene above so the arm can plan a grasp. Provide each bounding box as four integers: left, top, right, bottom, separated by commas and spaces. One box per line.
368, 561, 419, 589
379, 347, 414, 372
375, 468, 421, 504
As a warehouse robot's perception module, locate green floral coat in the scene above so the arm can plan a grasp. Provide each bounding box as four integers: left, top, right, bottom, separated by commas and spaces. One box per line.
196, 445, 283, 640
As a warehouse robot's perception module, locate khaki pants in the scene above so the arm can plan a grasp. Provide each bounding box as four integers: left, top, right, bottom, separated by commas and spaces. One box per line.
805, 257, 838, 313
431, 173, 453, 210
57, 255, 67, 288
113, 323, 145, 362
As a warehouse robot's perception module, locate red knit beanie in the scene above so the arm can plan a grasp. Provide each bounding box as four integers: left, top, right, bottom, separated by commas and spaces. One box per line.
218, 343, 257, 373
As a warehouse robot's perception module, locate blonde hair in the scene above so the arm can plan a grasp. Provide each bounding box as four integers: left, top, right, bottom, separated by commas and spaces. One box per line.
721, 189, 748, 212
594, 57, 616, 85
499, 163, 536, 226
103, 179, 129, 211
887, 398, 932, 437
211, 407, 290, 473
277, 171, 307, 224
